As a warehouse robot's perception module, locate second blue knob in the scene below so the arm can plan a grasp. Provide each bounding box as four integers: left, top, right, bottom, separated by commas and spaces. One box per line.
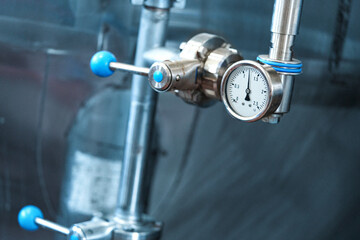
18, 205, 43, 231
90, 51, 117, 77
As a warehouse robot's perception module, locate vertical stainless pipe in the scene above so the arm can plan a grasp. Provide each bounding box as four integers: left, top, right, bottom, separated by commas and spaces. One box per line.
269, 0, 303, 61
116, 6, 170, 220
267, 0, 303, 122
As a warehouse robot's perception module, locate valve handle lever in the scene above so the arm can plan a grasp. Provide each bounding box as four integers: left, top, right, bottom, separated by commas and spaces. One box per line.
90, 51, 149, 77
90, 51, 201, 94
109, 61, 149, 77
18, 205, 80, 240
90, 51, 173, 92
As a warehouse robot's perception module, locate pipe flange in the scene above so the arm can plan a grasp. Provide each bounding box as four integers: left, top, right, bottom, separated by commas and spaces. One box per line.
112, 215, 163, 240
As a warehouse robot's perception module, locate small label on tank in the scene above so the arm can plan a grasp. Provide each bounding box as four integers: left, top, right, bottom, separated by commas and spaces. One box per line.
66, 151, 122, 215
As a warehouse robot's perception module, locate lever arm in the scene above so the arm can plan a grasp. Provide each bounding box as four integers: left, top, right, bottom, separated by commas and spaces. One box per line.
109, 61, 149, 76
90, 51, 200, 93
34, 217, 70, 235
90, 51, 150, 77
18, 205, 80, 240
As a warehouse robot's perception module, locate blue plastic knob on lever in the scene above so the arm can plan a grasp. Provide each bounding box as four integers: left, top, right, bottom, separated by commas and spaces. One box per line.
18, 205, 44, 231
90, 51, 117, 77
18, 205, 79, 239
70, 235, 80, 240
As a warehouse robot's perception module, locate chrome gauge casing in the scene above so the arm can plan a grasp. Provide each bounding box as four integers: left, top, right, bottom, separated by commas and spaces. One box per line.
220, 60, 283, 122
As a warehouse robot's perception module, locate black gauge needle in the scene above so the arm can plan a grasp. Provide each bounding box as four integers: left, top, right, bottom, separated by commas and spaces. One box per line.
245, 70, 251, 101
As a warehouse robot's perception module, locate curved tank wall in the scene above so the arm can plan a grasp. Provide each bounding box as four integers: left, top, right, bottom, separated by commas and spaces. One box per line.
0, 0, 359, 239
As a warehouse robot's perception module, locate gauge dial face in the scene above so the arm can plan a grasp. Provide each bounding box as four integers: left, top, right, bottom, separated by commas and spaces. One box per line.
224, 65, 270, 120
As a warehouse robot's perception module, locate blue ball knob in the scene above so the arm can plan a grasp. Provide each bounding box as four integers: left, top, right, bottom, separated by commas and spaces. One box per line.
90, 51, 117, 77
153, 70, 163, 83
70, 235, 80, 240
18, 205, 43, 231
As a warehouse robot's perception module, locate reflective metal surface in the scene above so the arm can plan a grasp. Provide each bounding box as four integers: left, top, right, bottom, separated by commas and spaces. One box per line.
270, 0, 303, 60
265, 0, 303, 123
131, 0, 186, 9
116, 4, 169, 227
1, 0, 360, 240
220, 60, 282, 122
202, 47, 242, 99
35, 218, 70, 236
110, 62, 149, 77
111, 33, 242, 106
164, 33, 242, 106
149, 59, 201, 93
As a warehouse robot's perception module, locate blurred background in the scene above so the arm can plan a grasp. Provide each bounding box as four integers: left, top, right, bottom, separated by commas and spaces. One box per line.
0, 0, 360, 239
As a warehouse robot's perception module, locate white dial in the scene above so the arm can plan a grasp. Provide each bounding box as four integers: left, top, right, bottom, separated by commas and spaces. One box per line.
226, 65, 269, 117
221, 60, 282, 122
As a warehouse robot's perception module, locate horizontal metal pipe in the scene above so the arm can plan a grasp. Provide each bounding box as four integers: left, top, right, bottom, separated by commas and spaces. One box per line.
109, 62, 149, 77
35, 218, 70, 235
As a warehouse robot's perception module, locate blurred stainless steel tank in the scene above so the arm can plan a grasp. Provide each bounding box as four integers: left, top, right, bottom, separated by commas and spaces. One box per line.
59, 84, 131, 225
1, 0, 360, 239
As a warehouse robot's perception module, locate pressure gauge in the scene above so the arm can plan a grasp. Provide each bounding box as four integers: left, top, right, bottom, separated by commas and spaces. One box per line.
220, 60, 282, 122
